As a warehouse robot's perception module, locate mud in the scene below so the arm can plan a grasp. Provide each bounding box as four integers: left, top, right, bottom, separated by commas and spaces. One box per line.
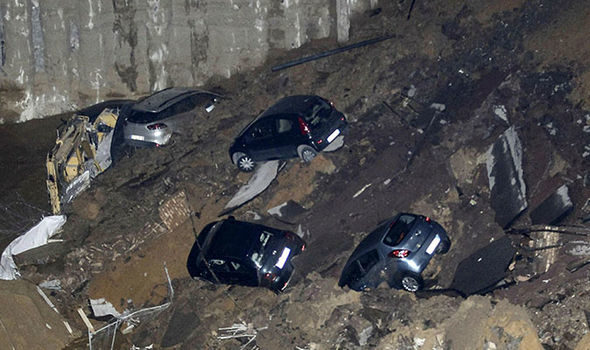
2, 0, 590, 349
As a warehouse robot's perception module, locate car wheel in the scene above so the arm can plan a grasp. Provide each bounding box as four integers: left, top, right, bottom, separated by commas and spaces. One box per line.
401, 274, 423, 292
298, 145, 317, 163
436, 240, 450, 254
236, 154, 256, 172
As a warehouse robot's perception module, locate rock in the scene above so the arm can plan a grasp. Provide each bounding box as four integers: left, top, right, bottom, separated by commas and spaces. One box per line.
486, 126, 527, 228
530, 185, 573, 225
0, 280, 74, 349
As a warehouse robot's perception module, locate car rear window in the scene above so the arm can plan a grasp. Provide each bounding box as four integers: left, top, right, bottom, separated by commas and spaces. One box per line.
127, 109, 159, 123
302, 99, 332, 127
383, 214, 417, 246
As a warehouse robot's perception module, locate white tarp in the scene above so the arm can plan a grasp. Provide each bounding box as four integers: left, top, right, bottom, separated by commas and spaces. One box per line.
0, 215, 67, 280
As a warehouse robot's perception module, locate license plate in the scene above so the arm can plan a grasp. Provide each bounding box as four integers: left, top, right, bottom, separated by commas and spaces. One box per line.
426, 235, 441, 255
130, 134, 145, 141
327, 129, 340, 143
275, 247, 291, 269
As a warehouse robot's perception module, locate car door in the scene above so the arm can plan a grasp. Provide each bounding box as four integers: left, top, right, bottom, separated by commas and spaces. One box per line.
242, 118, 276, 161
268, 114, 301, 158
208, 259, 231, 284
226, 259, 259, 286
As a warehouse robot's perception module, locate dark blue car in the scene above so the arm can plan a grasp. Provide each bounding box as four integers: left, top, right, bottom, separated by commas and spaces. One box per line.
229, 95, 348, 172
339, 213, 451, 292
187, 218, 305, 293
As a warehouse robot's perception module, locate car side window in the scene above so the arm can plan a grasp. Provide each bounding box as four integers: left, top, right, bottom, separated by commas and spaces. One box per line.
276, 118, 294, 134
357, 249, 380, 272
247, 120, 274, 140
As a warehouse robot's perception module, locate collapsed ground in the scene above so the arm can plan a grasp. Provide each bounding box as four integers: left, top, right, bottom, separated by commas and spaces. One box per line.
2, 0, 590, 349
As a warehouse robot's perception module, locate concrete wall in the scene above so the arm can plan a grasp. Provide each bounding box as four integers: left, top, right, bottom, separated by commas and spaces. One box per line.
0, 0, 377, 123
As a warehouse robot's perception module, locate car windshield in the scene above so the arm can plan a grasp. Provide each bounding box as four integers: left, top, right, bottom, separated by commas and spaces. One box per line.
250, 231, 273, 268
302, 99, 332, 127
383, 214, 416, 246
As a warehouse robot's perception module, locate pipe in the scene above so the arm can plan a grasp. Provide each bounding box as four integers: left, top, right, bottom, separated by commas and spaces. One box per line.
271, 35, 394, 72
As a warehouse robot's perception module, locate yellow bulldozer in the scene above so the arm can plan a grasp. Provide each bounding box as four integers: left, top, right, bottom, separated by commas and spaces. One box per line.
46, 108, 120, 214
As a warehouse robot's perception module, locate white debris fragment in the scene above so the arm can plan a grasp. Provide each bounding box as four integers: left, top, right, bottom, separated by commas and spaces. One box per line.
245, 211, 261, 220
407, 85, 416, 97
0, 215, 67, 280
430, 103, 446, 111
567, 243, 590, 256
90, 298, 121, 318
225, 161, 280, 209
493, 105, 509, 124
358, 326, 374, 346
268, 202, 288, 217
383, 179, 391, 185
353, 183, 372, 198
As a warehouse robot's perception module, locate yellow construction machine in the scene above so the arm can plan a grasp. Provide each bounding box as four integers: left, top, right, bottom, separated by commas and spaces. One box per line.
46, 108, 119, 214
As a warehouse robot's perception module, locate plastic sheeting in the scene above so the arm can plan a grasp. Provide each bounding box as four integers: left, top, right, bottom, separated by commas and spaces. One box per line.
0, 215, 66, 280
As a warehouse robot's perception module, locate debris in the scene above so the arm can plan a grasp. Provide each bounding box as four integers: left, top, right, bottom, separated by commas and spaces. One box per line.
493, 105, 509, 124
223, 161, 280, 213
268, 200, 308, 224
217, 322, 267, 350
323, 135, 345, 152
271, 35, 393, 72
353, 183, 372, 198
39, 279, 62, 291
430, 103, 446, 111
449, 235, 516, 295
90, 298, 121, 318
530, 185, 573, 225
486, 126, 527, 228
0, 215, 67, 280
566, 258, 590, 273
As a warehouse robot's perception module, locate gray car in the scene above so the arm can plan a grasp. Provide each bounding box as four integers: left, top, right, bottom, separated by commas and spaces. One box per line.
123, 87, 220, 146
338, 213, 450, 292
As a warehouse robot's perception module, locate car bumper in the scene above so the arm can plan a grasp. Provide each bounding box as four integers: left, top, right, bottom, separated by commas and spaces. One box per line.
124, 123, 173, 146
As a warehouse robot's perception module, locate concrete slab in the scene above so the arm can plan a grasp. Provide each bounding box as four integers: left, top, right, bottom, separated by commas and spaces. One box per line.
530, 184, 573, 225
267, 200, 308, 224
224, 160, 280, 211
486, 126, 527, 228
450, 235, 516, 296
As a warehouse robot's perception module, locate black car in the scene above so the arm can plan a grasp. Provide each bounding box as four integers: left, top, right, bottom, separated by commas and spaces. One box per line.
229, 95, 348, 172
339, 213, 451, 292
187, 218, 306, 293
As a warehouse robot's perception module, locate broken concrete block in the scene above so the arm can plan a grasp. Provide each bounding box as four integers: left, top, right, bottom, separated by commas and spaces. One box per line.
224, 161, 280, 212
486, 126, 527, 228
450, 235, 516, 296
267, 200, 307, 224
530, 185, 573, 225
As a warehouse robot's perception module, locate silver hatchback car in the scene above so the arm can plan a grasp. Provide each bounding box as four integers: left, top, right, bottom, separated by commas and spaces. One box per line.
123, 87, 220, 146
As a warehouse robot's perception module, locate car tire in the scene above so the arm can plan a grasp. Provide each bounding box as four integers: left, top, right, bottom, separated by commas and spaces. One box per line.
298, 145, 317, 163
436, 240, 450, 254
401, 273, 423, 292
236, 153, 256, 172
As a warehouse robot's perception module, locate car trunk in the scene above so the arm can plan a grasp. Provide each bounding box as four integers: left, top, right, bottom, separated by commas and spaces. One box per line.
401, 220, 434, 252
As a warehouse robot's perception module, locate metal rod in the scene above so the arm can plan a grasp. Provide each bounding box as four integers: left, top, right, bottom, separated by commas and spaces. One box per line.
271, 35, 393, 72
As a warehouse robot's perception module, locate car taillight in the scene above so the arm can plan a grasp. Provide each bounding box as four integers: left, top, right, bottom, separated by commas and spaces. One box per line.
298, 117, 310, 136
264, 272, 278, 282
425, 216, 431, 223
147, 123, 167, 130
317, 139, 323, 144
300, 244, 306, 252
389, 249, 410, 258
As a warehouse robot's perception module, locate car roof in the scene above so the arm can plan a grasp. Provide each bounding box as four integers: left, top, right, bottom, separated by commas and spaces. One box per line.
257, 95, 323, 120
133, 87, 214, 113
205, 220, 266, 259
